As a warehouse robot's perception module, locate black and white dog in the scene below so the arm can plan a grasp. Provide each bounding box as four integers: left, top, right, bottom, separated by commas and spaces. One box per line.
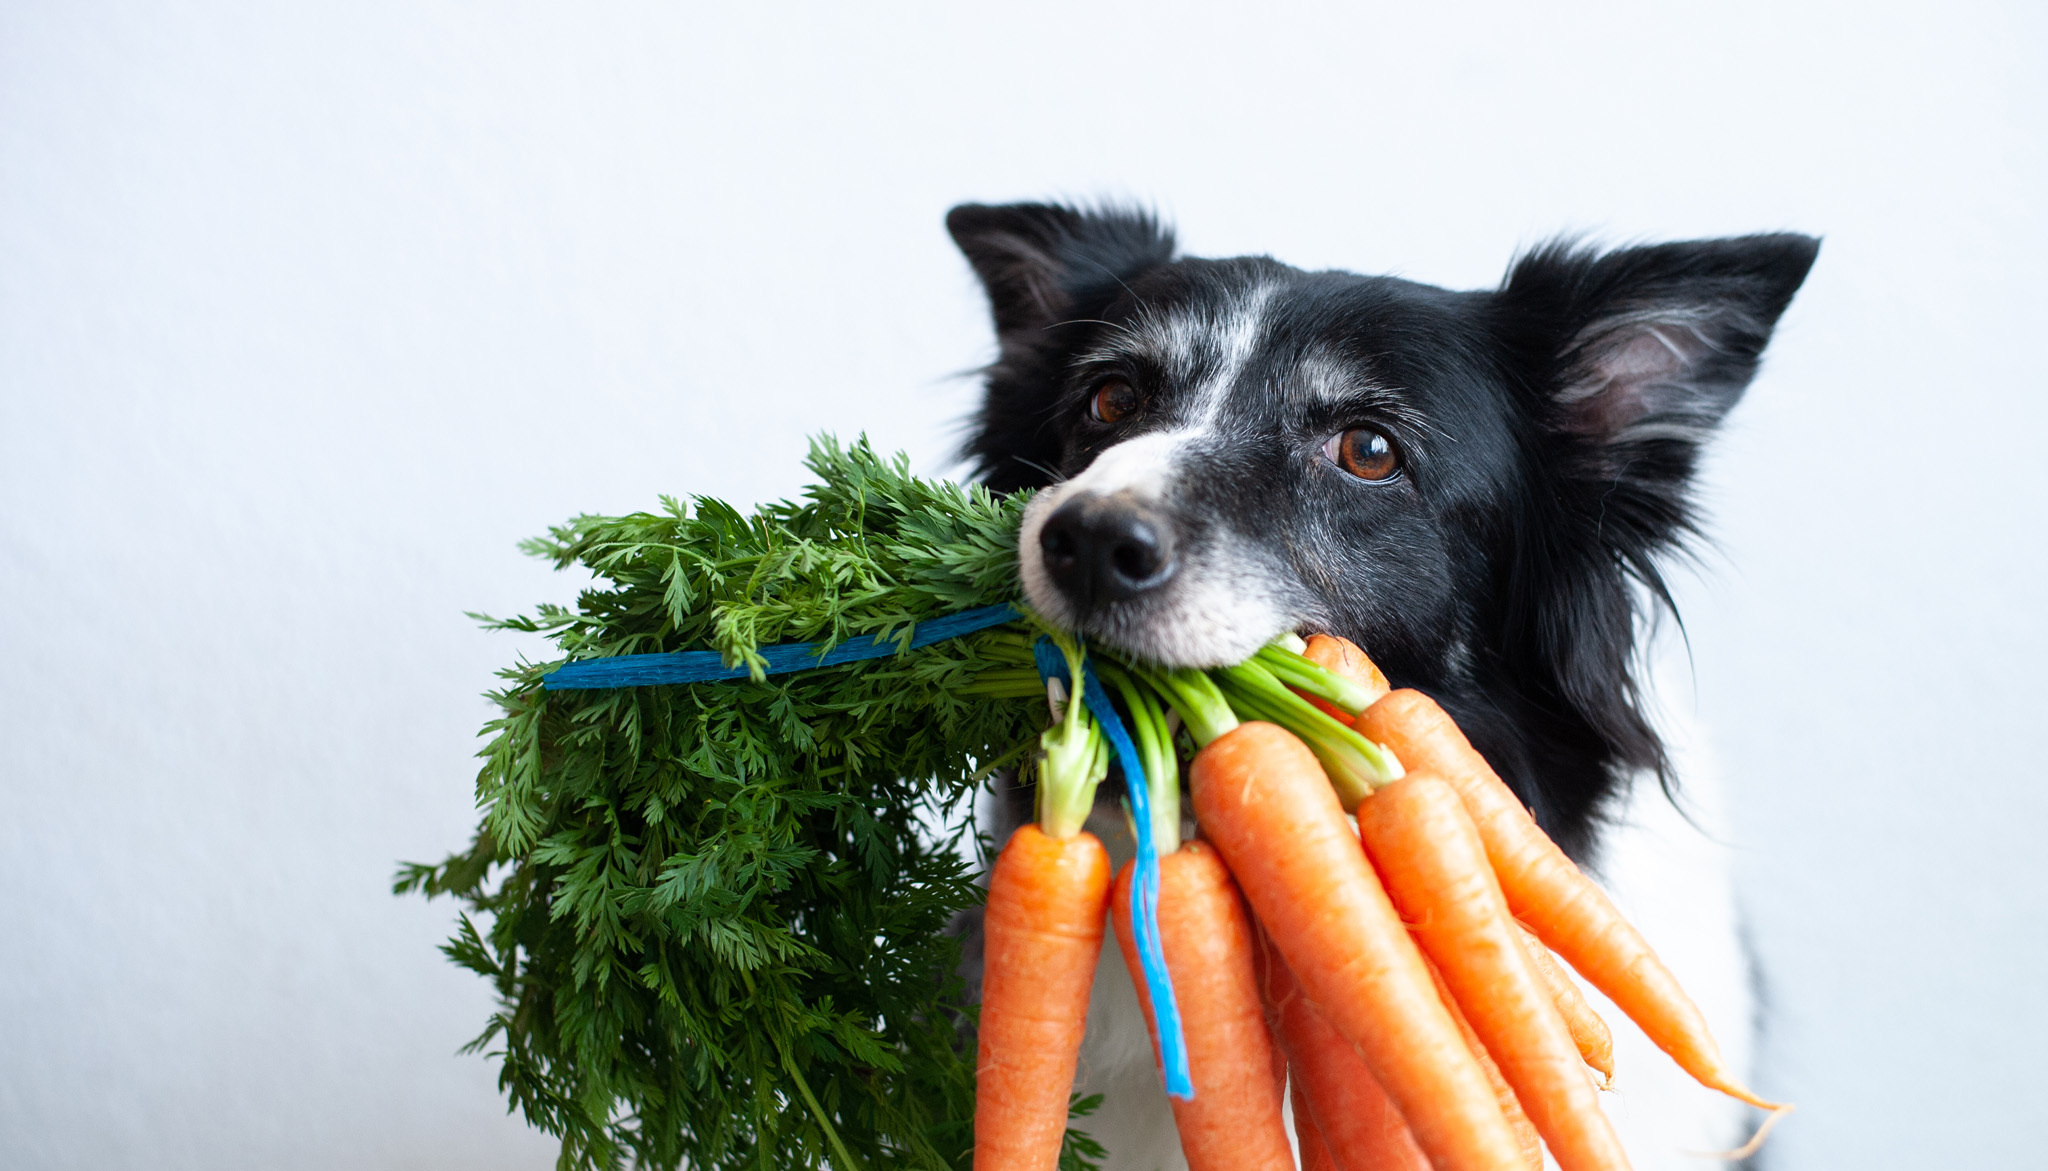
949, 202, 1817, 1170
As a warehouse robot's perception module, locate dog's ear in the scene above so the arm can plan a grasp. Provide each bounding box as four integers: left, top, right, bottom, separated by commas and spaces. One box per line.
1482, 235, 1816, 826
947, 202, 1176, 489
1500, 234, 1819, 489
947, 202, 1176, 350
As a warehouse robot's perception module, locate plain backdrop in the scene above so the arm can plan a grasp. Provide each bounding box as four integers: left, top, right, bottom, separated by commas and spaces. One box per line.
3, 2, 2043, 1168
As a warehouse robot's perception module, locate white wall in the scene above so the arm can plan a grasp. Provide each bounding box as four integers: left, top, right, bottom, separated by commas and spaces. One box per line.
3, 2, 2041, 1167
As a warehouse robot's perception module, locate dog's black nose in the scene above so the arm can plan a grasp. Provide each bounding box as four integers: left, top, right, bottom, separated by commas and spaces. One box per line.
1038, 497, 1177, 609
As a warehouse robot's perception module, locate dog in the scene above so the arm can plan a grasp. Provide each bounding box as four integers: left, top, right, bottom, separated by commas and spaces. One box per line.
947, 201, 1817, 1170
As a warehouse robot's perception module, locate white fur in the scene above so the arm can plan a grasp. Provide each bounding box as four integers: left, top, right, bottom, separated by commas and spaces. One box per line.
1180, 283, 1277, 428
1016, 285, 1297, 668
1120, 283, 1277, 422
1064, 693, 1759, 1170
1016, 432, 1192, 632
1018, 459, 1292, 668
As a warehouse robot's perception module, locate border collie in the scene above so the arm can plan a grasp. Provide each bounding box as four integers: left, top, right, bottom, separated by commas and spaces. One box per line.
948, 202, 1817, 1170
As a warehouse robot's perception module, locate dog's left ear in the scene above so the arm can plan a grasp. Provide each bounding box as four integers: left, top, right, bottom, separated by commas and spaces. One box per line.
1497, 234, 1819, 500
948, 202, 1177, 490
946, 202, 1176, 346
1484, 235, 1818, 828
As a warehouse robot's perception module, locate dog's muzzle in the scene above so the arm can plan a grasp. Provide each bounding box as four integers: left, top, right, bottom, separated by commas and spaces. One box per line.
1036, 494, 1179, 614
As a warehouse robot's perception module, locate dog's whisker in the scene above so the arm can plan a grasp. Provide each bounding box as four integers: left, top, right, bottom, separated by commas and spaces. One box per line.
1011, 456, 1067, 485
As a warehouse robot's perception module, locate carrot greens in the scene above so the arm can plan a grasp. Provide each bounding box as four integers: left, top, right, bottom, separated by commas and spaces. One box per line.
1034, 630, 1108, 839
1213, 655, 1404, 808
396, 437, 1047, 1171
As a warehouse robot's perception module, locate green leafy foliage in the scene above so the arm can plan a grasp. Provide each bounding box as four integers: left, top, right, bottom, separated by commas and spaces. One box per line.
1057, 1094, 1109, 1171
397, 437, 1057, 1170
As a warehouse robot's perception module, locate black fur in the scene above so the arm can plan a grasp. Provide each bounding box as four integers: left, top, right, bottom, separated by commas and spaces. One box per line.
948, 203, 1179, 493
950, 202, 1817, 859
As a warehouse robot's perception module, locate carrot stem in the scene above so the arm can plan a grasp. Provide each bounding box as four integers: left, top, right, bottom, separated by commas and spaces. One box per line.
782, 1047, 868, 1171
1102, 665, 1181, 852
1252, 643, 1380, 717
1035, 631, 1106, 839
743, 967, 869, 1171
1143, 665, 1239, 747
956, 667, 1050, 699
1213, 660, 1403, 806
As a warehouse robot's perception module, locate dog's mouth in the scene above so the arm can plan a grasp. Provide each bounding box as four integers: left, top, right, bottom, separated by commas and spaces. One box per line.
1018, 487, 1293, 668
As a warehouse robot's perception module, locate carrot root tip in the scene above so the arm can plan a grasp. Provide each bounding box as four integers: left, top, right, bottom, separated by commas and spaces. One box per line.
1686, 1103, 1794, 1162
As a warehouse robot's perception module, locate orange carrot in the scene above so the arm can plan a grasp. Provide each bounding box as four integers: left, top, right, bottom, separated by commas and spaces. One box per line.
1420, 956, 1544, 1170
1292, 1076, 1341, 1171
1110, 842, 1294, 1171
1189, 721, 1524, 1171
1256, 929, 1430, 1171
1264, 982, 1291, 1105
1356, 689, 1781, 1111
973, 823, 1111, 1170
1360, 773, 1628, 1171
1297, 634, 1391, 719
1517, 922, 1614, 1086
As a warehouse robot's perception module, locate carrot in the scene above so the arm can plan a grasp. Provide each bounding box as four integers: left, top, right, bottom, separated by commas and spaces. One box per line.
1188, 720, 1524, 1171
1359, 772, 1628, 1171
1110, 842, 1294, 1171
1264, 983, 1291, 1106
1278, 644, 1606, 1088
1256, 929, 1430, 1171
1517, 923, 1614, 1086
1420, 956, 1545, 1170
1292, 1077, 1341, 1171
973, 824, 1111, 1170
1355, 689, 1782, 1112
1297, 634, 1391, 719
975, 637, 1117, 1171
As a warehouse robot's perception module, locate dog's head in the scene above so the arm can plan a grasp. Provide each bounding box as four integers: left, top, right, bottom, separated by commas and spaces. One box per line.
950, 202, 1816, 851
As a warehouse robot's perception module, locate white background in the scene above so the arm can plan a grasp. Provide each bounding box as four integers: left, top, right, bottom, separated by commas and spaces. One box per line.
4, 2, 2043, 1167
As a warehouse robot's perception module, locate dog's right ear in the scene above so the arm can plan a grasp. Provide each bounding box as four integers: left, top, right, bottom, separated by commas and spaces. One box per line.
947, 203, 1176, 489
947, 203, 1175, 343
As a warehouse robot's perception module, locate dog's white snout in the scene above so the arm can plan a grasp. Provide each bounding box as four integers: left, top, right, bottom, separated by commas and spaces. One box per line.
1036, 492, 1178, 612
1017, 430, 1292, 667
1018, 432, 1191, 628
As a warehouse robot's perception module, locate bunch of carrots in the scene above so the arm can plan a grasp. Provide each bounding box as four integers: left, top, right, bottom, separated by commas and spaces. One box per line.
974, 633, 1788, 1171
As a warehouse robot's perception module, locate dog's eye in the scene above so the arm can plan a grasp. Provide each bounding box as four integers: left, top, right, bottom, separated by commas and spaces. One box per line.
1325, 427, 1401, 482
1089, 380, 1141, 424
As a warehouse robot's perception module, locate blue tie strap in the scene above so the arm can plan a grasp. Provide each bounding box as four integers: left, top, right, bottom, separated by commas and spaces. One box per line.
1034, 637, 1195, 1101
542, 602, 1021, 689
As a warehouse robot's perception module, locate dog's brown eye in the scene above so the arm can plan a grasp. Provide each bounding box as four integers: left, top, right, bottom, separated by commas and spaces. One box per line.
1326, 427, 1400, 482
1090, 380, 1141, 424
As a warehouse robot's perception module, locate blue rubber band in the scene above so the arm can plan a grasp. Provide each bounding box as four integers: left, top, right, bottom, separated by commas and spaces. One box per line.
541, 602, 1022, 689
1035, 638, 1194, 1101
